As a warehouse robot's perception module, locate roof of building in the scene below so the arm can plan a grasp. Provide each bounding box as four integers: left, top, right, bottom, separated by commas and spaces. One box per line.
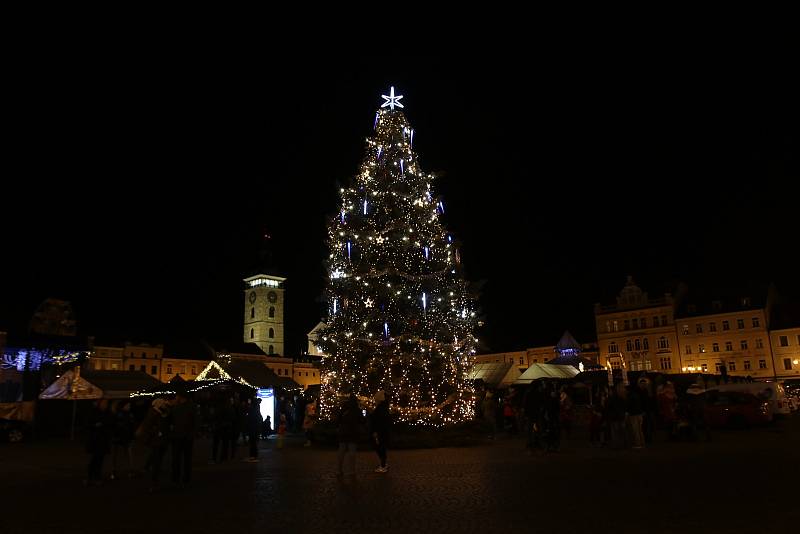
81, 370, 162, 392
198, 359, 300, 391
213, 342, 266, 357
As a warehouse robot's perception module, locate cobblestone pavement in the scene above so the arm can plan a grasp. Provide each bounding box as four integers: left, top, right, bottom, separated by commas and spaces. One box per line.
2, 417, 799, 534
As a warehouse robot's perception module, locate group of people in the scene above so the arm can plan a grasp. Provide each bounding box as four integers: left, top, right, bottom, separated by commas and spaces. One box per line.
83, 390, 320, 491
334, 388, 391, 479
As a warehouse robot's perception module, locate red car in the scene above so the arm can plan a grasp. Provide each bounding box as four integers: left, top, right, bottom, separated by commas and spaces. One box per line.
703, 391, 772, 428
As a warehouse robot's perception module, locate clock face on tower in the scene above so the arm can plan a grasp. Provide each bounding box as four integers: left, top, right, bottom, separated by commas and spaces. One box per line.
249, 291, 257, 304
267, 291, 278, 303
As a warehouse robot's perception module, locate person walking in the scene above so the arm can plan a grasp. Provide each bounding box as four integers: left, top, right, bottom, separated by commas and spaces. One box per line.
85, 399, 113, 486
170, 392, 196, 487
246, 398, 263, 461
369, 390, 390, 473
335, 392, 362, 479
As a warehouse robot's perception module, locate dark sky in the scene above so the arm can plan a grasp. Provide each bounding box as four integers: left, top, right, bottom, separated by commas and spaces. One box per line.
3, 42, 797, 353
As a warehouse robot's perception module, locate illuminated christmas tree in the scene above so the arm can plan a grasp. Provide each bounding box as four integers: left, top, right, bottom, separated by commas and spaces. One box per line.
318, 87, 477, 426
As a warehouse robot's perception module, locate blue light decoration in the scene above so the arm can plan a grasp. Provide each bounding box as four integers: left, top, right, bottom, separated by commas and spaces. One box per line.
384, 322, 389, 338
423, 246, 430, 260
447, 235, 453, 243
410, 129, 414, 148
437, 200, 445, 214
363, 199, 368, 215
374, 112, 379, 129
422, 292, 427, 312
1, 348, 82, 371
340, 210, 346, 224
333, 298, 338, 315
426, 190, 432, 202
400, 158, 404, 174
346, 241, 352, 259
377, 146, 382, 159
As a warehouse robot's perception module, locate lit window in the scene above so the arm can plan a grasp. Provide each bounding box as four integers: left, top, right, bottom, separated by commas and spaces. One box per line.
613, 321, 619, 332
699, 344, 705, 353
701, 363, 708, 372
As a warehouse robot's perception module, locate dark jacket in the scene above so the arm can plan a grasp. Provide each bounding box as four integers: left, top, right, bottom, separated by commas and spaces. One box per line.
248, 403, 263, 434
170, 400, 197, 439
626, 389, 644, 416
86, 406, 113, 454
336, 396, 363, 442
112, 409, 136, 445
369, 401, 391, 437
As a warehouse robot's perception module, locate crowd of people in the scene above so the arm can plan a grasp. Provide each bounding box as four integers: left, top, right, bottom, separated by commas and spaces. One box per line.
82, 389, 320, 491
477, 375, 716, 453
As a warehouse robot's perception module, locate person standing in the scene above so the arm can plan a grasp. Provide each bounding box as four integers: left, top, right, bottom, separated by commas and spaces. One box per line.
111, 400, 136, 479
136, 397, 171, 493
369, 390, 390, 473
170, 392, 196, 486
303, 398, 318, 447
335, 392, 362, 479
85, 399, 113, 486
626, 385, 645, 449
246, 398, 263, 461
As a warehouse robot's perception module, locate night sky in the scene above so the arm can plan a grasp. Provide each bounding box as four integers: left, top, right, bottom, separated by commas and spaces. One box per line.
4, 45, 797, 353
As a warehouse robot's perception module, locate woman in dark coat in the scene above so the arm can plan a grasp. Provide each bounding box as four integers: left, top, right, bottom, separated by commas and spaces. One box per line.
369, 390, 390, 473
85, 399, 113, 486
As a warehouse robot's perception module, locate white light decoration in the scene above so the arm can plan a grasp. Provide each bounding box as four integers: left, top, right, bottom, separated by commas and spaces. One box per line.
333, 298, 338, 315
331, 270, 346, 279
363, 199, 368, 215
422, 292, 427, 312
380, 86, 404, 110
364, 298, 374, 308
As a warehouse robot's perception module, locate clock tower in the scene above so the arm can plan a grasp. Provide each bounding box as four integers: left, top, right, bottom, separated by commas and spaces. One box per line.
243, 273, 286, 356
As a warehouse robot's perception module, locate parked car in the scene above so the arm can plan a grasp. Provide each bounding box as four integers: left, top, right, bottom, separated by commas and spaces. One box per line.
0, 418, 28, 443
703, 391, 772, 428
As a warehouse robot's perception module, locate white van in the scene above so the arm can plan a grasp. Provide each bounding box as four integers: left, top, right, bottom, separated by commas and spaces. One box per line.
703, 382, 789, 416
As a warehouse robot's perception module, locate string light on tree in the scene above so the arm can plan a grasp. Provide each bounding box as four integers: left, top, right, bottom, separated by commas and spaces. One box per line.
319, 87, 477, 427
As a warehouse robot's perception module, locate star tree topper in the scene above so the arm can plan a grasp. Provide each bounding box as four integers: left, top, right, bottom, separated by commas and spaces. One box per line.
381, 86, 404, 110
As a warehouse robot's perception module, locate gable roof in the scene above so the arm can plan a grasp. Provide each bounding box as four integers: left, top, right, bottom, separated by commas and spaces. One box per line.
197, 359, 300, 391
514, 364, 580, 384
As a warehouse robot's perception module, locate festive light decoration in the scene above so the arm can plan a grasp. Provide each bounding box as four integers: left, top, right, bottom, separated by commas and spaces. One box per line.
319, 89, 477, 427
380, 86, 404, 110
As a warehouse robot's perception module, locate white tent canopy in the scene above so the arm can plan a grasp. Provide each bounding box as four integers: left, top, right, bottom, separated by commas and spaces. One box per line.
514, 363, 579, 385
468, 362, 521, 388
39, 369, 103, 400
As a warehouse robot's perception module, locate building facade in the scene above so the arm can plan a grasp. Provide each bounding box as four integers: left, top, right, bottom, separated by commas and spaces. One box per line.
243, 274, 286, 356
595, 277, 680, 373
675, 303, 774, 378
770, 327, 800, 379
